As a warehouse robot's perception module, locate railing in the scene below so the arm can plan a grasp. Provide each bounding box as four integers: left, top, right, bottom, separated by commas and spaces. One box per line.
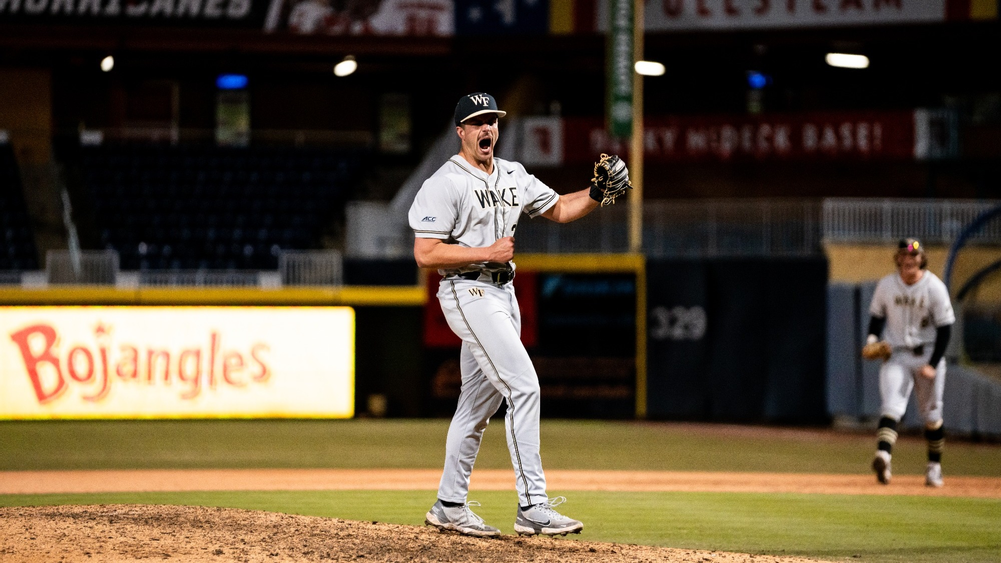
135, 270, 264, 288
279, 250, 344, 286
822, 198, 1001, 244
9, 200, 1001, 283
513, 198, 1001, 256
2, 250, 343, 288
645, 199, 821, 257
45, 250, 119, 285
515, 199, 824, 257
63, 126, 374, 149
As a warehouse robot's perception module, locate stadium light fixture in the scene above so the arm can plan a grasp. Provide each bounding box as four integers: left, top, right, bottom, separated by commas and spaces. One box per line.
634, 60, 665, 76
334, 55, 357, 77
100, 55, 114, 72
825, 53, 869, 69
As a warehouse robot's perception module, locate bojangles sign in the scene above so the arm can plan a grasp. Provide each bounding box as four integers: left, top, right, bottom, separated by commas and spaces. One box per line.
0, 306, 354, 419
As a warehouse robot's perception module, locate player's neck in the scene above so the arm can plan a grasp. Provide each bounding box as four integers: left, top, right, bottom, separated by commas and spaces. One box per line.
457, 151, 494, 175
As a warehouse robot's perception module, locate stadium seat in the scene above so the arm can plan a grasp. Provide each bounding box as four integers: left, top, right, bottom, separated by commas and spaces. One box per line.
0, 144, 39, 272
61, 143, 366, 271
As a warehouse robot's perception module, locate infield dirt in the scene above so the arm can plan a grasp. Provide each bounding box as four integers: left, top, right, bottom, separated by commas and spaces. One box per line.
4, 469, 1001, 562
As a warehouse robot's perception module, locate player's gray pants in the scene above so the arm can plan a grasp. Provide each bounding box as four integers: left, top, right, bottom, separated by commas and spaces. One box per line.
435, 278, 547, 508
879, 350, 946, 425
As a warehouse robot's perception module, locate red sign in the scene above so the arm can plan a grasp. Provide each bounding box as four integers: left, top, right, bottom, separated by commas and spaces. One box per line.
423, 271, 538, 348
563, 111, 916, 162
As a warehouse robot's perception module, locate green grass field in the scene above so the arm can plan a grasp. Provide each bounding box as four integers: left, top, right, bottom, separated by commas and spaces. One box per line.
2, 419, 1000, 563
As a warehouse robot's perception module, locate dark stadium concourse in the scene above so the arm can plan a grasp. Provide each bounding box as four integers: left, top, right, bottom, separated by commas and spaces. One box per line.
4, 17, 1001, 211
1, 10, 1000, 279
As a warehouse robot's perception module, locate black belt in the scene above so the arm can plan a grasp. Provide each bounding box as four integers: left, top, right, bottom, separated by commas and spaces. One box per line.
458, 270, 513, 285
912, 345, 924, 355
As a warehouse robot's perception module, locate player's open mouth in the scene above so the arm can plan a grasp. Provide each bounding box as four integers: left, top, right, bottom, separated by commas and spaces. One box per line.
479, 138, 492, 150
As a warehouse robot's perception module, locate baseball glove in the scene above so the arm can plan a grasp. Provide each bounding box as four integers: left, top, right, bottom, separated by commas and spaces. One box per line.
589, 153, 632, 206
861, 341, 892, 361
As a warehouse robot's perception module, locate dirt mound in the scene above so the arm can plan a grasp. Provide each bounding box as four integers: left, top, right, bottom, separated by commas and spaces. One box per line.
0, 504, 832, 563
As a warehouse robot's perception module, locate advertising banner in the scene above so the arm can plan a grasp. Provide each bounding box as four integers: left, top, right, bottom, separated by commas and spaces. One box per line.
0, 306, 354, 419
422, 271, 537, 348
515, 116, 564, 166
454, 0, 546, 35
606, 0, 633, 139
263, 0, 453, 35
599, 0, 948, 32
3, 0, 989, 34
564, 110, 917, 163
0, 0, 269, 27
422, 270, 634, 418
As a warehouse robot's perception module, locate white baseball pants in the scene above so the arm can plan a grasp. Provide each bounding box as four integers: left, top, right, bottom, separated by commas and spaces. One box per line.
435, 277, 547, 508
879, 349, 947, 425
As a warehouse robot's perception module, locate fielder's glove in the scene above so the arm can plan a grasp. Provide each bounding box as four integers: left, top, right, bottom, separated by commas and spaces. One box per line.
861, 341, 892, 361
589, 153, 632, 206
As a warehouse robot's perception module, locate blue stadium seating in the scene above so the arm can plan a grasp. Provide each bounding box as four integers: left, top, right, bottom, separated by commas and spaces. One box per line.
0, 144, 39, 271
66, 144, 366, 271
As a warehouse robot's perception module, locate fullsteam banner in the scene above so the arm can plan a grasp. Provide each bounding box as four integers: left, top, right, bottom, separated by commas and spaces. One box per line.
0, 306, 354, 419
602, 0, 950, 32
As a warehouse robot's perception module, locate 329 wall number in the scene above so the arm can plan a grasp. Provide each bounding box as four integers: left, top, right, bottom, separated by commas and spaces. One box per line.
649, 306, 707, 341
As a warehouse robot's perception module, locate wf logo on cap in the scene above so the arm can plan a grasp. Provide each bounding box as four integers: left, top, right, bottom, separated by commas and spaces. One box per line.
454, 92, 507, 125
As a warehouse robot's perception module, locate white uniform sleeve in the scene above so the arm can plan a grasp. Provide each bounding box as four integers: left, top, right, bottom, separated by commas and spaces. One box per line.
515, 162, 558, 218
409, 177, 455, 240
929, 276, 956, 327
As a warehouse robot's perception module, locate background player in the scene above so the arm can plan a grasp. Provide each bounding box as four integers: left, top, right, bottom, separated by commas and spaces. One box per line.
408, 92, 629, 537
863, 238, 955, 487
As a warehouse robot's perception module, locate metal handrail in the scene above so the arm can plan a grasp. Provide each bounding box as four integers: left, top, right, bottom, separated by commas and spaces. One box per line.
822, 198, 1001, 244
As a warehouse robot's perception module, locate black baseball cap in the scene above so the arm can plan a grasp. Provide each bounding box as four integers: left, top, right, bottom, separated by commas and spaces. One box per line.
454, 92, 507, 126
898, 237, 923, 254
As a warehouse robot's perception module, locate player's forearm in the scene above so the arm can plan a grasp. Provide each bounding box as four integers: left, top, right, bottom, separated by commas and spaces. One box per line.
415, 242, 489, 269
415, 237, 503, 269
867, 316, 886, 342
544, 189, 599, 223
928, 324, 952, 366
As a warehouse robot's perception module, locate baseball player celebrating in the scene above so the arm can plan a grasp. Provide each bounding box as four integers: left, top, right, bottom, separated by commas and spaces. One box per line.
409, 92, 630, 537
862, 238, 955, 487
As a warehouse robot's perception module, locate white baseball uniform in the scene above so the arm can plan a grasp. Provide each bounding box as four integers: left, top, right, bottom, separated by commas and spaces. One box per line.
409, 155, 558, 507
869, 271, 955, 423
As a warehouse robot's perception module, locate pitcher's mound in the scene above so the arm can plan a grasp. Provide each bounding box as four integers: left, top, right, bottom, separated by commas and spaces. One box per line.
0, 504, 834, 563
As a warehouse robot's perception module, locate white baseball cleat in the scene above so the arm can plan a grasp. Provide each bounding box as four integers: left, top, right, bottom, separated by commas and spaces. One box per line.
514, 496, 583, 536
425, 500, 501, 538
925, 462, 944, 488
872, 450, 892, 485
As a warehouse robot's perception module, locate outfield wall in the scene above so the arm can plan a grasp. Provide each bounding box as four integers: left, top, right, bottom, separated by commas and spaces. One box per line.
644, 257, 829, 423
4, 253, 996, 427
